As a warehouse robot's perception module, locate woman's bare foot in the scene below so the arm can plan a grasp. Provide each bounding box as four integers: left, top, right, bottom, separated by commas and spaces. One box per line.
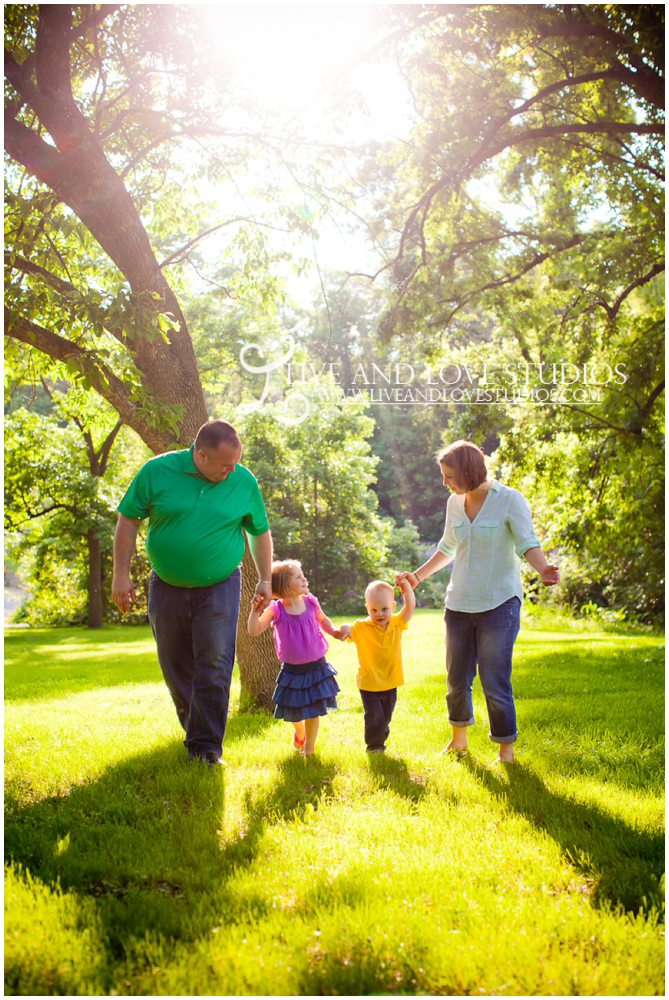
496, 744, 514, 763
443, 725, 468, 754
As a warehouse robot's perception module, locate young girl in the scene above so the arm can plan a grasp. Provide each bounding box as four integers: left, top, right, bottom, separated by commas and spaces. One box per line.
247, 559, 340, 756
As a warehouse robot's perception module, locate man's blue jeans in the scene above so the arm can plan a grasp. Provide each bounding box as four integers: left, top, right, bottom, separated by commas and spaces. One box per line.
444, 596, 521, 744
148, 568, 241, 757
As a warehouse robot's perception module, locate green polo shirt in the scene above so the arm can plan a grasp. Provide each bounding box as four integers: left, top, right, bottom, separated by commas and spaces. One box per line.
118, 447, 269, 588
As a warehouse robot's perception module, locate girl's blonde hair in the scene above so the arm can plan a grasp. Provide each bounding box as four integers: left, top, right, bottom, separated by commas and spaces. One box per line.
436, 440, 488, 490
271, 559, 302, 599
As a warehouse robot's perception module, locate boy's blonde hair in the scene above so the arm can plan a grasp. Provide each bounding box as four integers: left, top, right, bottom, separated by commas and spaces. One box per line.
271, 559, 302, 599
365, 579, 395, 602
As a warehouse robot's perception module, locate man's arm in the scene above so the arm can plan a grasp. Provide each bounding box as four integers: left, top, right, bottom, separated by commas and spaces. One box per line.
112, 514, 141, 612
247, 529, 273, 612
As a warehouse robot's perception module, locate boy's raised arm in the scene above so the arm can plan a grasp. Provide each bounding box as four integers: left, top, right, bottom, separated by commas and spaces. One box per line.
398, 578, 416, 623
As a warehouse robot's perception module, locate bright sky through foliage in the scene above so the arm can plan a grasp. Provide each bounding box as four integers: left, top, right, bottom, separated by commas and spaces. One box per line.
198, 5, 411, 291
201, 3, 402, 130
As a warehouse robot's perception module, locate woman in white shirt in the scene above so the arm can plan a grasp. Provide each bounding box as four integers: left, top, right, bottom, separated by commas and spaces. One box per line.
396, 440, 559, 763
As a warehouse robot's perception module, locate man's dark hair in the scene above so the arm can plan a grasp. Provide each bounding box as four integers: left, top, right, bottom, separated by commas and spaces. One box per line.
194, 420, 241, 453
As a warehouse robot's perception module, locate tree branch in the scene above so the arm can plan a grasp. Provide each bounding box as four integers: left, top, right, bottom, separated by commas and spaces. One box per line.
6, 313, 182, 453
96, 419, 123, 475
536, 19, 664, 108
465, 122, 663, 178
5, 252, 80, 297
638, 380, 665, 422
158, 217, 295, 268
71, 5, 122, 41
6, 502, 83, 528
398, 121, 662, 259
478, 70, 649, 158
35, 5, 74, 102
595, 262, 665, 320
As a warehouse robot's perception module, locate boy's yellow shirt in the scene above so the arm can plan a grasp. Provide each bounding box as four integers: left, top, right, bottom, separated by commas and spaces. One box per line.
346, 612, 408, 691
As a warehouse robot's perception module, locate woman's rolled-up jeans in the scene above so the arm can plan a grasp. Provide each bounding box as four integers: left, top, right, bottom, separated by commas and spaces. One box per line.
444, 596, 521, 744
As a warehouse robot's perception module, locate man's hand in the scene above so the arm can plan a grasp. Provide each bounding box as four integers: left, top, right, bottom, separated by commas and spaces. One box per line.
112, 574, 136, 613
253, 581, 272, 613
395, 571, 420, 590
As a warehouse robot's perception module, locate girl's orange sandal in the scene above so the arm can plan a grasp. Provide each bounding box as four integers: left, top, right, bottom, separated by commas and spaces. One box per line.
293, 733, 306, 751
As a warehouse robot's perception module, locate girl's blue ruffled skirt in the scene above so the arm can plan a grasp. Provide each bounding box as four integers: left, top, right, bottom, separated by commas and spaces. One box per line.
273, 656, 339, 722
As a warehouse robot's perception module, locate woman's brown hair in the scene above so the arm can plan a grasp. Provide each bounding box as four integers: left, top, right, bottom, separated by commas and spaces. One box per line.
436, 440, 488, 491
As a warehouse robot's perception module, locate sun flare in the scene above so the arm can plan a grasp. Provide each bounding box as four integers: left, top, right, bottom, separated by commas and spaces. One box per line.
201, 4, 379, 110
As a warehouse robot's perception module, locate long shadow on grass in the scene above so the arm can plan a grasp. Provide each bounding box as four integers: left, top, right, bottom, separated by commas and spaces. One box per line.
367, 753, 430, 805
460, 755, 664, 915
5, 740, 336, 984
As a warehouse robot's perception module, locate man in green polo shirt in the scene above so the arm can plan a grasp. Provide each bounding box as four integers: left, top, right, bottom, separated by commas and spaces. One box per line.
111, 419, 272, 766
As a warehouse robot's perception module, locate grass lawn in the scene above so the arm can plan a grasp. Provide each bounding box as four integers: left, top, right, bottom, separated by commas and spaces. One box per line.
4, 609, 665, 996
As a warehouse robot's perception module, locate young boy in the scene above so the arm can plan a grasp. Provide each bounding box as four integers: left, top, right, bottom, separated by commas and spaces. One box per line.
338, 579, 415, 754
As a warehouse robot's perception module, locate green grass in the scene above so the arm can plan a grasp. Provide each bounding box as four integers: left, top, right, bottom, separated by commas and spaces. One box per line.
4, 610, 665, 996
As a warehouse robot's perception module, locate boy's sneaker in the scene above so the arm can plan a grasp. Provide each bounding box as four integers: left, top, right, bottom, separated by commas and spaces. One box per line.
367, 747, 385, 754
203, 752, 224, 767
188, 750, 225, 767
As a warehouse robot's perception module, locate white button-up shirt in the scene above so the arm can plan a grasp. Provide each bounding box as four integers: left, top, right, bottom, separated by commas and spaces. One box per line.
437, 481, 540, 612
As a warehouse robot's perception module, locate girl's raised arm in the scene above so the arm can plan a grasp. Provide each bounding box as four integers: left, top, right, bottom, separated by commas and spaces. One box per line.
248, 604, 275, 636
316, 609, 339, 637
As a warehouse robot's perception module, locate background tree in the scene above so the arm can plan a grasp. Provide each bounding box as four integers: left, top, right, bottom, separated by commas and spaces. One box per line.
289, 274, 458, 541
352, 3, 664, 619
4, 391, 142, 627
4, 4, 331, 698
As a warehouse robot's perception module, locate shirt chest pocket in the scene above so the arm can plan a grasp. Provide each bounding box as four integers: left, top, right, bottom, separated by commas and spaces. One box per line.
472, 519, 501, 546
451, 520, 470, 542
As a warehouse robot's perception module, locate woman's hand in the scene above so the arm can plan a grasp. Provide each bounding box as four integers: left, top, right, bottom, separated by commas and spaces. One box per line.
524, 547, 559, 586
541, 565, 560, 586
395, 571, 420, 590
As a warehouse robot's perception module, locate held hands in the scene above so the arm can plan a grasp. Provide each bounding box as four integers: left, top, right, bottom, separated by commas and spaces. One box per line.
252, 581, 272, 613
395, 571, 419, 590
332, 624, 351, 641
541, 565, 560, 586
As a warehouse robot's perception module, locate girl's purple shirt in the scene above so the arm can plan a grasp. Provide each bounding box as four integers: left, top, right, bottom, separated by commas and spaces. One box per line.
270, 593, 329, 664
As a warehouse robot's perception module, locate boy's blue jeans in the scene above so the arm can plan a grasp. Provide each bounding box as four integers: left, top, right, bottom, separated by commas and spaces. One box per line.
359, 688, 398, 751
148, 568, 241, 757
444, 596, 521, 744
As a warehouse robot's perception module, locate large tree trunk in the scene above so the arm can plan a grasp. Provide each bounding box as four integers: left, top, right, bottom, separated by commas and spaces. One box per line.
86, 528, 103, 629
235, 541, 280, 710
4, 5, 266, 705
5, 6, 208, 449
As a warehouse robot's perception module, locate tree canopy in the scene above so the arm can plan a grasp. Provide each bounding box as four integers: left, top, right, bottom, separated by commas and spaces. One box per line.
4, 4, 321, 450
